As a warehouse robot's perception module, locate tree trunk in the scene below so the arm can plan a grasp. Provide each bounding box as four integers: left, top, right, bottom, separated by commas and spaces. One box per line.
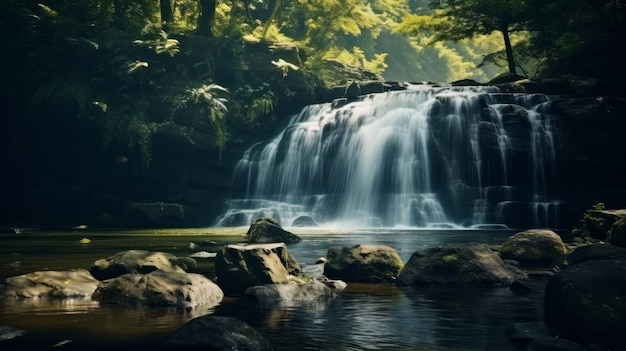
160, 0, 173, 32
263, 0, 282, 37
501, 25, 517, 75
197, 0, 216, 37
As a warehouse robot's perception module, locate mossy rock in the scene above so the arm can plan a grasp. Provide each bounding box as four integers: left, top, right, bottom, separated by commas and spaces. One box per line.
324, 244, 404, 283
397, 243, 526, 286
245, 217, 302, 244
500, 229, 568, 267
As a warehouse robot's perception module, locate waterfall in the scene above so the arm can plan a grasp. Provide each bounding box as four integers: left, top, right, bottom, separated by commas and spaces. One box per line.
214, 84, 563, 229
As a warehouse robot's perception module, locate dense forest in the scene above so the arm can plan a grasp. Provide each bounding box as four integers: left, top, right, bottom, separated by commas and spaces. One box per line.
0, 0, 624, 227
1, 0, 624, 157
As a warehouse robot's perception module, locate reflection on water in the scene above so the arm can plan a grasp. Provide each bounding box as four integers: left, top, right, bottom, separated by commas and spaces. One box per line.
0, 228, 546, 350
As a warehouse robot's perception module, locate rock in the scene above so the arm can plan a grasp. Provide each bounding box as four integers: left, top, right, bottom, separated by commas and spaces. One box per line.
301, 262, 325, 279
245, 217, 302, 244
544, 259, 626, 350
396, 243, 526, 286
500, 229, 568, 267
560, 243, 626, 267
92, 269, 223, 308
156, 315, 273, 351
90, 250, 192, 280
0, 269, 99, 299
320, 278, 347, 291
324, 244, 404, 283
245, 279, 336, 305
189, 251, 217, 259
215, 243, 301, 295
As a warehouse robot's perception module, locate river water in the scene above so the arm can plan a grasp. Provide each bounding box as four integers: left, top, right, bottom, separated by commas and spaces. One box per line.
0, 227, 549, 350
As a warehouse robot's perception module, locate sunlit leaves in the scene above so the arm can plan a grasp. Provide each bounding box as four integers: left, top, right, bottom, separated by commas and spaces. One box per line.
126, 60, 149, 73
133, 29, 179, 57
328, 47, 388, 74
186, 83, 229, 122
271, 59, 300, 77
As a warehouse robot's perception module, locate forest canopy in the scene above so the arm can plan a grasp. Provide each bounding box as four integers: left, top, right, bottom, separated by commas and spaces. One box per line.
1, 0, 623, 168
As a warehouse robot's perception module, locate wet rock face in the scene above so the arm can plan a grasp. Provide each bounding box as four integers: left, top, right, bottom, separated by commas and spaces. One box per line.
397, 243, 526, 286
544, 259, 626, 350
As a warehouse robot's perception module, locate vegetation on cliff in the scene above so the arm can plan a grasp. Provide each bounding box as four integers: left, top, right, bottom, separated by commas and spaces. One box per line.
0, 0, 623, 227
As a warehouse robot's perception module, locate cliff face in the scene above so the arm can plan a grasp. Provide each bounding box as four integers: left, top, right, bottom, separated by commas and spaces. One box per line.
1, 41, 624, 230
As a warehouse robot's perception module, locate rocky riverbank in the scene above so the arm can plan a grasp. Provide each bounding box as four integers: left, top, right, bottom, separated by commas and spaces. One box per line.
1, 217, 625, 350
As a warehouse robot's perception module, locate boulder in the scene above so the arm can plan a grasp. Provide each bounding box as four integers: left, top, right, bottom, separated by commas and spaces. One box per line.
90, 250, 192, 280
324, 244, 404, 283
156, 315, 273, 351
396, 243, 526, 286
245, 279, 336, 305
92, 269, 223, 308
245, 217, 302, 244
0, 269, 99, 299
215, 243, 301, 295
499, 229, 568, 267
544, 259, 626, 350
560, 243, 626, 267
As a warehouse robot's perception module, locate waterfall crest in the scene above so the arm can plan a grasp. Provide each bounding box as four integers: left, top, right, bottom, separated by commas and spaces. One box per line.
215, 84, 562, 229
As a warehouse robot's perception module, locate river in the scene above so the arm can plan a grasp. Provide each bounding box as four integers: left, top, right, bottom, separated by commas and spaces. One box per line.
0, 227, 548, 350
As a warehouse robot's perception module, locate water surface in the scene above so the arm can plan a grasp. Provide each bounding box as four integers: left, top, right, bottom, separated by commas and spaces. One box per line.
0, 228, 547, 350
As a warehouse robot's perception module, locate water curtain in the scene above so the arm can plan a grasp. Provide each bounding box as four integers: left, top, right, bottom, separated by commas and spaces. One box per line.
215, 84, 561, 228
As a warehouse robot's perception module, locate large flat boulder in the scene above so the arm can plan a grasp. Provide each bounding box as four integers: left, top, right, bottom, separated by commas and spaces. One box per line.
397, 243, 526, 286
0, 269, 99, 299
92, 269, 223, 308
90, 250, 194, 280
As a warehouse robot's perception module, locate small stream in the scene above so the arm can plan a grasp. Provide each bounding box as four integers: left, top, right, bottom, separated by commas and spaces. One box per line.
0, 228, 548, 350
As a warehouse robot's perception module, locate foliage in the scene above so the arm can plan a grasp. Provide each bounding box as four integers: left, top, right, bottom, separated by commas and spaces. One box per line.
171, 83, 230, 151
133, 25, 180, 57
394, 0, 530, 74
571, 203, 608, 240
229, 83, 276, 128
327, 47, 388, 75
2, 0, 624, 181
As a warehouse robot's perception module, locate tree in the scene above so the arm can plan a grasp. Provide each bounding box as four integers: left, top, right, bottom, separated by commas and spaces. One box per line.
396, 0, 529, 74
160, 0, 173, 31
197, 0, 216, 36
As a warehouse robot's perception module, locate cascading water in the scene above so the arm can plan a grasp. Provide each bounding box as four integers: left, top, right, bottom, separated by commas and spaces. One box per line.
214, 84, 563, 228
